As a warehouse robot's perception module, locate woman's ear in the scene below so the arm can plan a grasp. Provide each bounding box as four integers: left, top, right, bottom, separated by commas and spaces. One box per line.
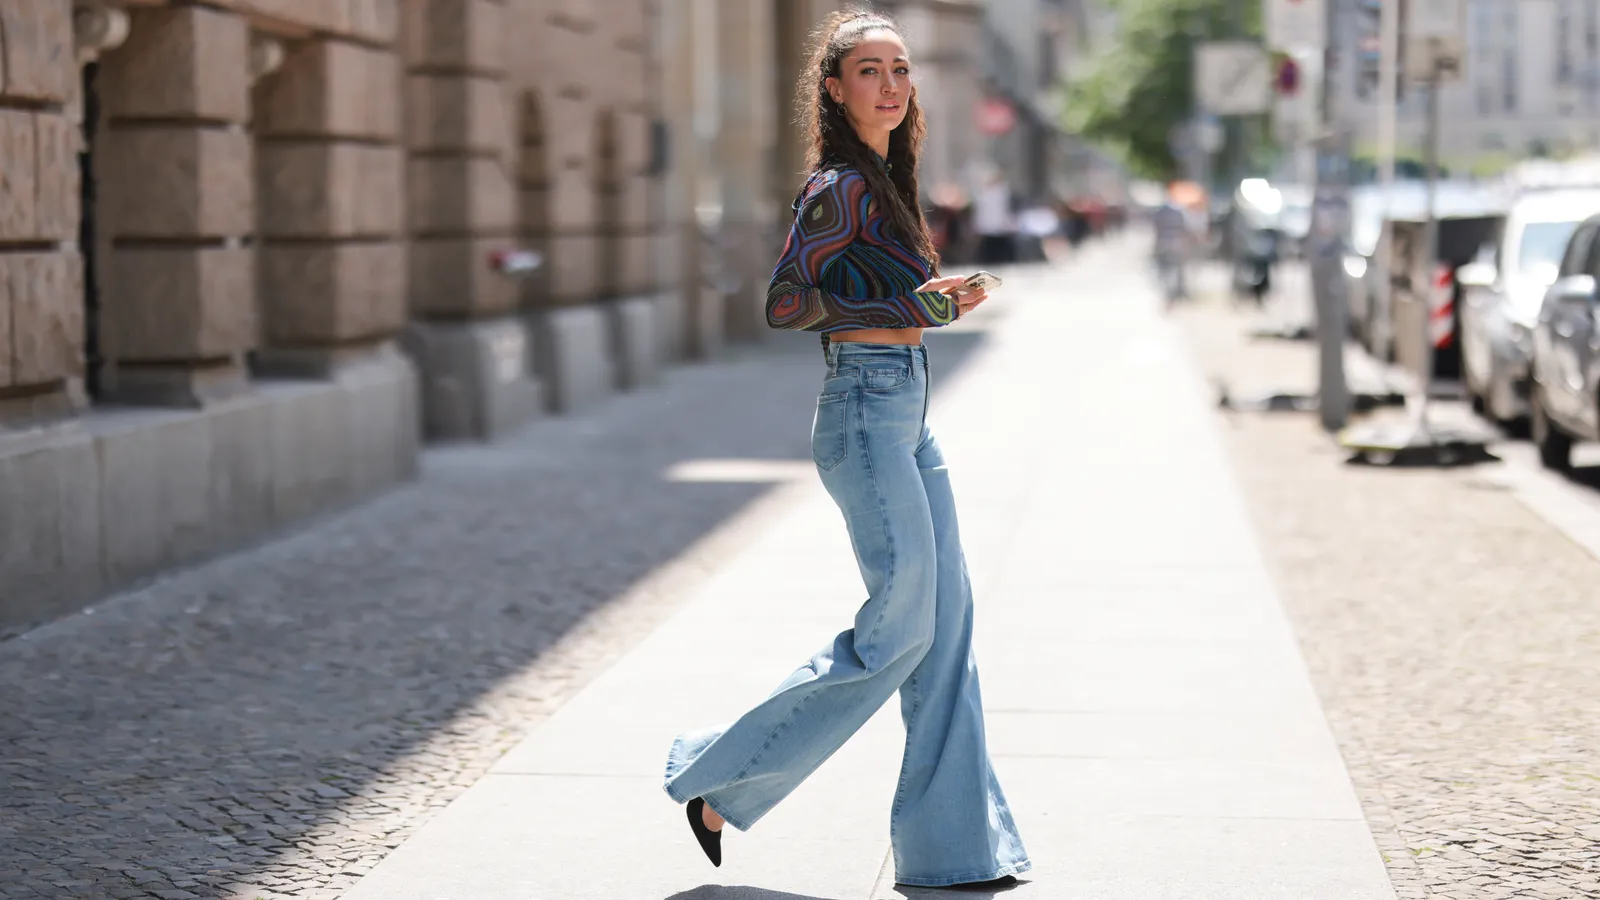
823, 75, 840, 104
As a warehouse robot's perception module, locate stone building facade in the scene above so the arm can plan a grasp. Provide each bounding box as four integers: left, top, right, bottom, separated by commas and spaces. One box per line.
2, 0, 1030, 635
0, 0, 865, 636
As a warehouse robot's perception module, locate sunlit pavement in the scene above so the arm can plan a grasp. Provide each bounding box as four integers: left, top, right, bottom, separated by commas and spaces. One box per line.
339, 242, 1394, 900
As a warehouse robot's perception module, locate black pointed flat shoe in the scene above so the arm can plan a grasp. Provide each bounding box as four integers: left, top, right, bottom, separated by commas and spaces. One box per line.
686, 797, 722, 867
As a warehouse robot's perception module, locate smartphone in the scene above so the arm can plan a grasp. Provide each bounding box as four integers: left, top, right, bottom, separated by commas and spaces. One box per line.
963, 270, 1002, 292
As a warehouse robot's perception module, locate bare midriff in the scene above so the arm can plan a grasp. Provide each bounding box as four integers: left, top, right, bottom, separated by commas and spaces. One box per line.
828, 327, 924, 345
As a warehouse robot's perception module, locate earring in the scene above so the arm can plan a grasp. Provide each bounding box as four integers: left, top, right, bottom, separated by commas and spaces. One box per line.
836, 101, 846, 115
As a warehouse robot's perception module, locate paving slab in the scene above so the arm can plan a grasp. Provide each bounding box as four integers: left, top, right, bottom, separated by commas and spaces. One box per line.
345, 245, 1396, 899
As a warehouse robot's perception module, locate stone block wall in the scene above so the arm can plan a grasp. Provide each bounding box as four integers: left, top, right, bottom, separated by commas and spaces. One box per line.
94, 4, 257, 406
254, 4, 409, 376
402, 0, 519, 320
508, 0, 667, 309
0, 1, 83, 425
1, 0, 423, 636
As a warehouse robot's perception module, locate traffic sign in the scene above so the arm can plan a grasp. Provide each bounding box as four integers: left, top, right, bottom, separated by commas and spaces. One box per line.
1406, 0, 1464, 38
974, 97, 1016, 136
1265, 0, 1327, 52
1195, 41, 1272, 116
1405, 35, 1465, 83
1275, 55, 1301, 95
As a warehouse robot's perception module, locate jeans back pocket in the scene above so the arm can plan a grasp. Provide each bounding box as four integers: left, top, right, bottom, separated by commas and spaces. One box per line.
812, 391, 850, 471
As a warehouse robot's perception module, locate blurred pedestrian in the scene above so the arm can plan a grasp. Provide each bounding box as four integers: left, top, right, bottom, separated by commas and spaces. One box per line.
1152, 183, 1195, 303
662, 9, 1030, 891
973, 167, 1017, 264
927, 183, 971, 265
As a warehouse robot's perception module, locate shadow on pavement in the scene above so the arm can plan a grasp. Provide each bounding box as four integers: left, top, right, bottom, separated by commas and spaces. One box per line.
661, 876, 1028, 900
1557, 462, 1600, 492
665, 886, 841, 900
0, 326, 996, 897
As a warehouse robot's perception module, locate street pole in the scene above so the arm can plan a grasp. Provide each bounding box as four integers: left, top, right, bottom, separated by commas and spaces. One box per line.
1377, 0, 1399, 187
1313, 0, 1351, 431
1412, 52, 1442, 437
1223, 0, 1244, 188
1373, 0, 1401, 354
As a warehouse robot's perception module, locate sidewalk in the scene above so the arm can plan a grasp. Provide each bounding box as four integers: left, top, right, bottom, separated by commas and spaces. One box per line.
344, 246, 1397, 900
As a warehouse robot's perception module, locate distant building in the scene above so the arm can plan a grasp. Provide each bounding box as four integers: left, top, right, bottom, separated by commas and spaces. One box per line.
1338, 0, 1600, 166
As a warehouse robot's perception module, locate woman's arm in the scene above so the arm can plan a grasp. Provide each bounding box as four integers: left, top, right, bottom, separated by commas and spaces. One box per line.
765, 170, 958, 333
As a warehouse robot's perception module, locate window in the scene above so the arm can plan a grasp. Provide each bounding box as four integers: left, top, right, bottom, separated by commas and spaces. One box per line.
1558, 0, 1574, 83
1474, 0, 1495, 113
1558, 222, 1594, 276
1581, 222, 1600, 277
1523, 220, 1582, 277
1504, 3, 1519, 111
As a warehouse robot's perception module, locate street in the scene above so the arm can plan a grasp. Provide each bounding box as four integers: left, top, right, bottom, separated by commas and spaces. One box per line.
3, 240, 1598, 899
1178, 257, 1600, 900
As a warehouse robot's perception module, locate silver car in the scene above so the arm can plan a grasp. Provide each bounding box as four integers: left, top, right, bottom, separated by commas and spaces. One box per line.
1459, 189, 1600, 427
1530, 211, 1600, 469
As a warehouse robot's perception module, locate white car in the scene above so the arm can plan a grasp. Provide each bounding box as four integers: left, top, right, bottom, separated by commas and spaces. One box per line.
1458, 188, 1600, 426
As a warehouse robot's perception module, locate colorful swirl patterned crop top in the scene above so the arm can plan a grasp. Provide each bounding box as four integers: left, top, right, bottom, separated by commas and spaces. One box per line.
765, 164, 958, 338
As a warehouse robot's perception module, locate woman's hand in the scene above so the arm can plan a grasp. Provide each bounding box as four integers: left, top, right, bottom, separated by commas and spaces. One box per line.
915, 275, 968, 294
916, 275, 988, 318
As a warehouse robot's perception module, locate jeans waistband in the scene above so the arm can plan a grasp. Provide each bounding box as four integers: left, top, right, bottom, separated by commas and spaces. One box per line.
823, 341, 928, 367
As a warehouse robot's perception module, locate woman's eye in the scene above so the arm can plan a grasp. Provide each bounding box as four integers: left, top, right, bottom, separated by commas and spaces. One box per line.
861, 67, 877, 75
896, 67, 911, 75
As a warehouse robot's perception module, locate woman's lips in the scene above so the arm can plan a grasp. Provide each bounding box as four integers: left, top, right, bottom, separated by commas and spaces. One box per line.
876, 102, 901, 112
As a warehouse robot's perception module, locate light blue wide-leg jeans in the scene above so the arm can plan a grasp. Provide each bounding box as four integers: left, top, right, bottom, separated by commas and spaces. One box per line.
662, 342, 1030, 887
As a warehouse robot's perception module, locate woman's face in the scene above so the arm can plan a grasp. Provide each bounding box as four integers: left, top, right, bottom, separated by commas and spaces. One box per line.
826, 30, 913, 135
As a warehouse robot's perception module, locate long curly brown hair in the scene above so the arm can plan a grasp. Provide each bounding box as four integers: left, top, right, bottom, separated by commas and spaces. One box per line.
799, 9, 939, 271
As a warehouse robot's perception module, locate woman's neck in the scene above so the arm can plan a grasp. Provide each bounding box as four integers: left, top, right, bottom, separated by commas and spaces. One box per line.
853, 124, 890, 161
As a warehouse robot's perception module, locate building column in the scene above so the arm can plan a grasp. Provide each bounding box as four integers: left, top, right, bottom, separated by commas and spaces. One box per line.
773, 0, 815, 202
401, 0, 543, 439
593, 0, 667, 390
715, 0, 779, 343
94, 4, 256, 407
515, 2, 615, 412
0, 0, 81, 426
641, 0, 686, 364
253, 24, 409, 379
657, 0, 725, 360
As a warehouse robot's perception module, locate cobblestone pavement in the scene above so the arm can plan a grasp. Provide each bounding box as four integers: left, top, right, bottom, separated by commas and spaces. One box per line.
0, 332, 990, 899
1175, 286, 1600, 899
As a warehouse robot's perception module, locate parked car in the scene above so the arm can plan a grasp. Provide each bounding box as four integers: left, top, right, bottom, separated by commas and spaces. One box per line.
1458, 188, 1600, 428
1530, 212, 1600, 470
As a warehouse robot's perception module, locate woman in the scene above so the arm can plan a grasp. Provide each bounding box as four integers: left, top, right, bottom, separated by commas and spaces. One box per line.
662, 10, 1031, 890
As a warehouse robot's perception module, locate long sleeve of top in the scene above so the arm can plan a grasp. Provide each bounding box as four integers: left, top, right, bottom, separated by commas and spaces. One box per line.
765, 167, 958, 334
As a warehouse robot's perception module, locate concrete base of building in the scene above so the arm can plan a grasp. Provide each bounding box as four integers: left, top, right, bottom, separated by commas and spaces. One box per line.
606, 295, 668, 390
655, 290, 689, 364
724, 284, 770, 344
528, 305, 616, 414
98, 359, 255, 408
688, 287, 728, 360
0, 344, 419, 638
403, 317, 545, 442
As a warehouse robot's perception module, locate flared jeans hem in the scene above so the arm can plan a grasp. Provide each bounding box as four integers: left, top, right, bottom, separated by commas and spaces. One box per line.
662, 777, 753, 833
893, 859, 1034, 888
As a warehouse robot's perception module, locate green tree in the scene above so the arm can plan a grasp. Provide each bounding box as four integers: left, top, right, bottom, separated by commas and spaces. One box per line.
1064, 0, 1267, 182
